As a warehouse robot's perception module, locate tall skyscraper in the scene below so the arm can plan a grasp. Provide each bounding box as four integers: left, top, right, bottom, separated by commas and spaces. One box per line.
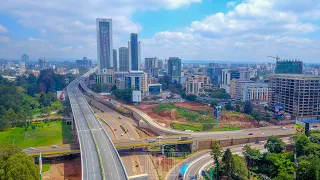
129, 33, 140, 70
96, 18, 113, 74
167, 57, 181, 84
119, 47, 129, 71
39, 58, 46, 70
21, 54, 29, 63
113, 49, 117, 71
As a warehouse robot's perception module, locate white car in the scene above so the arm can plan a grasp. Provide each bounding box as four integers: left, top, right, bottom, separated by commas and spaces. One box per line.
261, 132, 265, 135
130, 138, 135, 141
157, 136, 163, 139
51, 145, 58, 148
281, 127, 287, 130
29, 147, 35, 150
121, 134, 124, 136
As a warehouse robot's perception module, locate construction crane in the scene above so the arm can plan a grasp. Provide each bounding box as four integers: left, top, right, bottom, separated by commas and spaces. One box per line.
267, 55, 280, 61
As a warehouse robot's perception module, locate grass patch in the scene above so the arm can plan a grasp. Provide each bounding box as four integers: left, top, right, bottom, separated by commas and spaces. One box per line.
0, 120, 73, 148
50, 101, 64, 110
231, 111, 242, 117
170, 122, 203, 132
244, 114, 254, 119
42, 163, 51, 172
154, 103, 213, 123
210, 126, 240, 132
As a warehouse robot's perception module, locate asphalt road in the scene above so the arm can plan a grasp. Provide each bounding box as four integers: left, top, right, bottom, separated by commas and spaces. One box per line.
181, 137, 290, 180
68, 80, 102, 180
87, 95, 159, 179
68, 69, 128, 180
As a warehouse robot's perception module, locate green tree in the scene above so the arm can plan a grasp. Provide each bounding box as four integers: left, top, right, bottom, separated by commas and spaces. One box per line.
4, 153, 40, 180
231, 155, 248, 180
222, 148, 233, 179
243, 101, 253, 114
235, 104, 241, 112
251, 110, 262, 123
211, 141, 222, 180
225, 101, 233, 111
297, 159, 320, 180
294, 135, 310, 157
309, 133, 320, 144
242, 145, 261, 168
0, 143, 21, 160
113, 89, 133, 103
264, 136, 286, 153
185, 94, 197, 102
111, 85, 117, 92
210, 100, 219, 107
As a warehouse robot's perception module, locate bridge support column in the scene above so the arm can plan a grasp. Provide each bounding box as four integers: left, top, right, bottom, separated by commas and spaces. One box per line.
191, 140, 198, 153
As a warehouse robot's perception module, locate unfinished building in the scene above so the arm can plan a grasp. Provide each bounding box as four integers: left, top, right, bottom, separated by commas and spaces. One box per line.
269, 74, 320, 120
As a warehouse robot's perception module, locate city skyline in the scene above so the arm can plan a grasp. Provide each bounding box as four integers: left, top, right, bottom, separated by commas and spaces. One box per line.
0, 0, 320, 62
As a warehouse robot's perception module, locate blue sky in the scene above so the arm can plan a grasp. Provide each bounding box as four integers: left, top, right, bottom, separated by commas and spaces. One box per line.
0, 0, 319, 62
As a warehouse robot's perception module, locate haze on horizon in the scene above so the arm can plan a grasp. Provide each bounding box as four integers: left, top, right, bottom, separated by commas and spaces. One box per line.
0, 0, 319, 62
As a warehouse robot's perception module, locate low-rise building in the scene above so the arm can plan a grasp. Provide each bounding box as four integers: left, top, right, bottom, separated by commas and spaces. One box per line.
243, 83, 269, 102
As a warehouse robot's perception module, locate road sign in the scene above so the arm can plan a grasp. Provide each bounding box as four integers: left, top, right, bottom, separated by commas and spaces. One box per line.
132, 90, 142, 102
57, 91, 66, 101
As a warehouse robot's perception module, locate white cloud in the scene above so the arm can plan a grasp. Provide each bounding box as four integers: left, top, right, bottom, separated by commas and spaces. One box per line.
0, 36, 10, 43
226, 1, 236, 8
0, 0, 319, 62
0, 24, 8, 33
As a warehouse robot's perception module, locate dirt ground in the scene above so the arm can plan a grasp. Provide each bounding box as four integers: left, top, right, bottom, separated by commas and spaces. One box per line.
151, 154, 184, 179
138, 102, 262, 129
42, 157, 81, 180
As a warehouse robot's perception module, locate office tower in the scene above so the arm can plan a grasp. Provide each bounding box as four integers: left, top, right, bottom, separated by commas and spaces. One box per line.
145, 57, 159, 78
207, 67, 222, 86
39, 58, 46, 70
21, 54, 29, 63
158, 60, 164, 69
269, 74, 320, 120
113, 49, 117, 71
119, 47, 129, 71
167, 57, 181, 84
96, 18, 113, 74
129, 33, 140, 70
275, 60, 303, 74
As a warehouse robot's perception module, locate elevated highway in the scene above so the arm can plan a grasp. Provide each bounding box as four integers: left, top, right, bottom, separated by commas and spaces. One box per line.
68, 69, 128, 180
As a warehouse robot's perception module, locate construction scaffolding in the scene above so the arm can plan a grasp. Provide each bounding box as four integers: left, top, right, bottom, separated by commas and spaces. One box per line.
275, 59, 303, 74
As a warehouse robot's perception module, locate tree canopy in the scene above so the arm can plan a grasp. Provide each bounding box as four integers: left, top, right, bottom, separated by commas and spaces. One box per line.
264, 136, 286, 154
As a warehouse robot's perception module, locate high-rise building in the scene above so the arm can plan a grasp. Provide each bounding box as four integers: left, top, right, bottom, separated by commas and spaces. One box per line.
39, 58, 46, 70
269, 74, 320, 120
119, 47, 129, 71
207, 67, 222, 86
129, 33, 140, 70
167, 57, 181, 84
158, 60, 164, 69
113, 49, 117, 71
96, 18, 113, 74
275, 60, 303, 74
145, 57, 159, 78
21, 54, 29, 63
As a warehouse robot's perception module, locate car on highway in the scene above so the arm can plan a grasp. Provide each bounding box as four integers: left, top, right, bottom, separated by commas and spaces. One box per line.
261, 132, 265, 135
157, 136, 163, 139
114, 128, 117, 131
281, 127, 287, 130
148, 139, 156, 143
51, 145, 58, 148
255, 141, 264, 144
130, 138, 135, 141
248, 133, 253, 135
29, 147, 35, 150
121, 133, 124, 136
118, 116, 122, 119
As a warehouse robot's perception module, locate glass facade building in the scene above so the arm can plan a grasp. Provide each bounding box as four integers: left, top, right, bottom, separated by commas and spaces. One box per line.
130, 33, 139, 70
96, 18, 113, 73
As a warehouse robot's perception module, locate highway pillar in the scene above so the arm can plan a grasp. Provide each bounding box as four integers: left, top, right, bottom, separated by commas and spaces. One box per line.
191, 140, 198, 153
